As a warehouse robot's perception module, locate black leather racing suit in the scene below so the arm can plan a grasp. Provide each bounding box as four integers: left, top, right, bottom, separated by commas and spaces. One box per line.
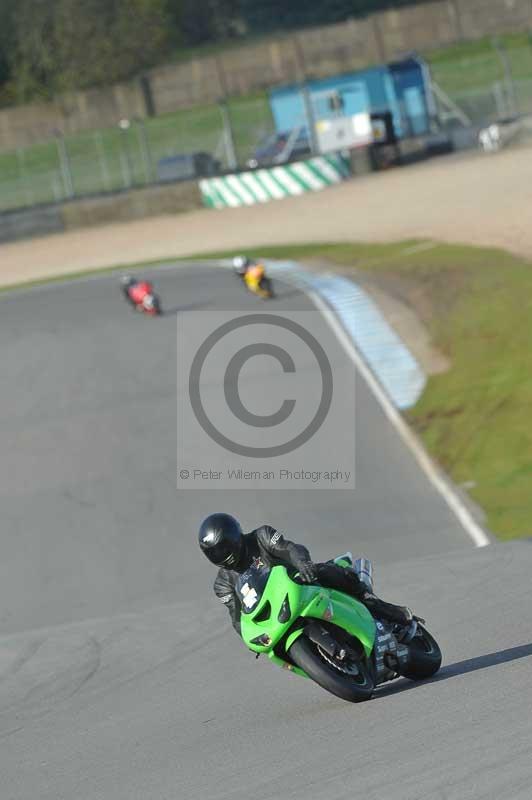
213, 525, 409, 636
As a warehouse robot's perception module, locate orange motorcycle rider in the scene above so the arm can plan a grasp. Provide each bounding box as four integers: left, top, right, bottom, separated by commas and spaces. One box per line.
233, 256, 273, 299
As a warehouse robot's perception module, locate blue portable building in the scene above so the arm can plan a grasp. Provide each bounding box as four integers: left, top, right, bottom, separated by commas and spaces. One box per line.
269, 57, 432, 140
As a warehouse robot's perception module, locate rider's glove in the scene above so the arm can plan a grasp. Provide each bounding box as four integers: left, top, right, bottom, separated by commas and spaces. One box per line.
298, 560, 317, 583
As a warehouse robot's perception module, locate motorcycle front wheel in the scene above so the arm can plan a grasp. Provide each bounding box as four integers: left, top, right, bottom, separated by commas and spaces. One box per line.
288, 635, 375, 703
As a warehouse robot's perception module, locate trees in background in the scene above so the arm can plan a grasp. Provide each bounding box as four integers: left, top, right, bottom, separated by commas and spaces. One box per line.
239, 0, 356, 32
238, 0, 425, 33
1, 0, 170, 103
172, 0, 242, 45
0, 0, 428, 105
0, 0, 18, 104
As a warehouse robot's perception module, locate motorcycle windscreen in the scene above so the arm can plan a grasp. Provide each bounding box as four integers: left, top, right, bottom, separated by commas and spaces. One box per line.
236, 565, 271, 614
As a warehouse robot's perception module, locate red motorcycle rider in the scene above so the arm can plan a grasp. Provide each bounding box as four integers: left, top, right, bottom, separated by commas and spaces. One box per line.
121, 275, 160, 315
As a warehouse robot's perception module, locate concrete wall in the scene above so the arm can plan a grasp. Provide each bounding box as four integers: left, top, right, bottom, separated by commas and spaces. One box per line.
1, 0, 531, 152
0, 205, 64, 244
0, 180, 202, 244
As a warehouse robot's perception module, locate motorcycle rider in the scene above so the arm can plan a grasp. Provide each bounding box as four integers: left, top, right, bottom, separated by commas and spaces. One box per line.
121, 275, 157, 312
199, 513, 413, 636
233, 255, 268, 295
233, 255, 253, 278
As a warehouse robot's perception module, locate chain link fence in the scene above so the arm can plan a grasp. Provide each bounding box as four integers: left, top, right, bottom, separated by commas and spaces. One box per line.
429, 37, 532, 123
0, 96, 277, 213
3, 38, 532, 214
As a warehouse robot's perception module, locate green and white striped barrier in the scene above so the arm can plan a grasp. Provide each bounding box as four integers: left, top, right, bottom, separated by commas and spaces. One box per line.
199, 154, 350, 209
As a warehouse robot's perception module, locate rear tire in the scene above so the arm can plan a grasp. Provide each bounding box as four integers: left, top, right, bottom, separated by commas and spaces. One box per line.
400, 625, 442, 681
260, 277, 274, 298
288, 635, 375, 703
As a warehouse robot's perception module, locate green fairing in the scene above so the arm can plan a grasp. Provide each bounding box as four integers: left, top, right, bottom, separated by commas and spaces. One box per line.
239, 562, 376, 676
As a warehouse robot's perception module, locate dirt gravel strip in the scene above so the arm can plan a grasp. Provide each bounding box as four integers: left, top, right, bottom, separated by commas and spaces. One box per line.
1, 147, 531, 289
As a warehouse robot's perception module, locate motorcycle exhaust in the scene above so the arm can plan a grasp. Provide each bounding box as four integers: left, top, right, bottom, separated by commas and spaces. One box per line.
354, 557, 373, 592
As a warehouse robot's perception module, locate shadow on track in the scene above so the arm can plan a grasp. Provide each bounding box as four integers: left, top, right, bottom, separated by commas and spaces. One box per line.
159, 301, 214, 317
376, 642, 532, 699
233, 287, 302, 303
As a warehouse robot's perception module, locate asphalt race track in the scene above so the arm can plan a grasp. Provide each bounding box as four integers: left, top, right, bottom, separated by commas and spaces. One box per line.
1, 264, 532, 800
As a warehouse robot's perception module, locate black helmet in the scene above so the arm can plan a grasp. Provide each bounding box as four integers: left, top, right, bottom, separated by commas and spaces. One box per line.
198, 513, 244, 568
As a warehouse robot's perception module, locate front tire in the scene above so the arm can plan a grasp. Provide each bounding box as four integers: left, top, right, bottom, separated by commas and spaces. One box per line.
400, 625, 442, 681
288, 635, 375, 703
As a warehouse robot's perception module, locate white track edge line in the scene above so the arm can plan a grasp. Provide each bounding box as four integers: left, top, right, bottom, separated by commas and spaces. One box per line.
308, 290, 490, 549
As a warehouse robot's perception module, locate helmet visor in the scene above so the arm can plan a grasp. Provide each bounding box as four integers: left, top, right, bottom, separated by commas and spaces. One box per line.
204, 538, 240, 567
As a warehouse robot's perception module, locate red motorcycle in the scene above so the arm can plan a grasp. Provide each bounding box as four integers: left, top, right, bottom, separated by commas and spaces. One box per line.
121, 276, 161, 317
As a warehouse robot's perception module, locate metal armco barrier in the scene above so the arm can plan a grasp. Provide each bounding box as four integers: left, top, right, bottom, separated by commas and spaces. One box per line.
199, 154, 351, 208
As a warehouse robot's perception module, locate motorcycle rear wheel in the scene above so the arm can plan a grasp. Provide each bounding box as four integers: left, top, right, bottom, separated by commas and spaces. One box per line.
400, 625, 442, 681
260, 277, 274, 298
289, 635, 375, 703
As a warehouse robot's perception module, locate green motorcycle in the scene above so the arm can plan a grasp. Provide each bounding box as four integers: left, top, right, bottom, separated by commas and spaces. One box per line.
237, 554, 442, 703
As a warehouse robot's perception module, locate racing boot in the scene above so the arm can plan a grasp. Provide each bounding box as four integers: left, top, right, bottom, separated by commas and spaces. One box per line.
315, 563, 413, 626
360, 591, 413, 626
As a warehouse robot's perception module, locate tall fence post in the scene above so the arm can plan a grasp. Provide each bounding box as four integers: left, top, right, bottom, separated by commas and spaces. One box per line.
16, 147, 34, 206
56, 134, 74, 199
301, 84, 319, 155
118, 119, 135, 187
136, 118, 154, 183
371, 14, 387, 62
51, 176, 62, 202
492, 37, 518, 116
94, 131, 112, 192
447, 0, 464, 41
492, 81, 508, 118
219, 102, 237, 171
292, 35, 319, 155
139, 74, 156, 118
215, 56, 230, 100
